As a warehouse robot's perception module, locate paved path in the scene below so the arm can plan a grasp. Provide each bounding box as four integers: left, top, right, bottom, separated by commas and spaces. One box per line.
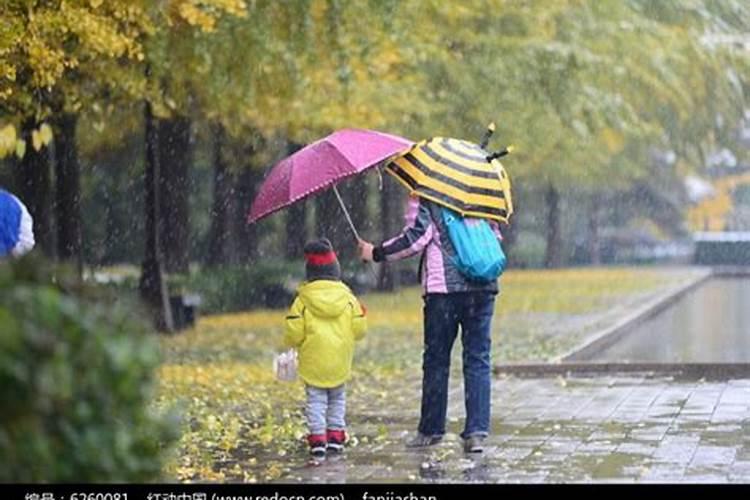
276, 374, 750, 483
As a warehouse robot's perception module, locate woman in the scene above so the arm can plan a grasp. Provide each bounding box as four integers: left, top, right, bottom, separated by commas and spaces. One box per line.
358, 194, 502, 453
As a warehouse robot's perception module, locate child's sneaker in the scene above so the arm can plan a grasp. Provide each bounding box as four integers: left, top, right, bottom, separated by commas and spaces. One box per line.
308, 434, 327, 459
326, 429, 347, 453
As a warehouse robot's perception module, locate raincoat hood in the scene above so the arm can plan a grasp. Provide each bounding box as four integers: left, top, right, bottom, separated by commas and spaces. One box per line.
297, 280, 353, 318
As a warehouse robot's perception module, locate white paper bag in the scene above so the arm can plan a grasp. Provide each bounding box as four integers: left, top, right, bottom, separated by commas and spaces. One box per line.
273, 349, 298, 382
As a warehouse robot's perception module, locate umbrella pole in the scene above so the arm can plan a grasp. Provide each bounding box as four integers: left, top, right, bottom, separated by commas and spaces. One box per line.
332, 184, 380, 284
332, 184, 361, 241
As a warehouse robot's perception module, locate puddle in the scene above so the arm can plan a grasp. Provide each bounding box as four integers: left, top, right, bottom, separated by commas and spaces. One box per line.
592, 452, 651, 479
597, 278, 750, 362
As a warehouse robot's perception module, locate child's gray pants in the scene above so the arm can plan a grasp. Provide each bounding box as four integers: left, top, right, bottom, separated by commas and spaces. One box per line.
305, 384, 346, 435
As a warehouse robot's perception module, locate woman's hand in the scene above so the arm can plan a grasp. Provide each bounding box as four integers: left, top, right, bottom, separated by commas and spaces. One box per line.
357, 238, 374, 262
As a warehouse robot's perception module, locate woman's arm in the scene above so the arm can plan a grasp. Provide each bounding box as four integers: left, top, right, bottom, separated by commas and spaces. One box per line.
363, 196, 435, 263
489, 220, 504, 242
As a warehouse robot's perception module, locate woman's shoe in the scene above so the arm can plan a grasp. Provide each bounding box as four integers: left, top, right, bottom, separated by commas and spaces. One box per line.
463, 435, 485, 453
405, 432, 443, 448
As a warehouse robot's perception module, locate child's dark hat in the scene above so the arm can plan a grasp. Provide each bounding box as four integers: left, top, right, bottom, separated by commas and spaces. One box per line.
304, 238, 341, 281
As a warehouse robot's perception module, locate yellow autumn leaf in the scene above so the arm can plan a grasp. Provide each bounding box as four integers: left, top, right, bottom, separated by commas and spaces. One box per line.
31, 130, 43, 151
0, 123, 16, 141
177, 3, 216, 32
599, 127, 625, 154
89, 0, 103, 8
0, 124, 16, 157
39, 123, 53, 145
15, 139, 26, 159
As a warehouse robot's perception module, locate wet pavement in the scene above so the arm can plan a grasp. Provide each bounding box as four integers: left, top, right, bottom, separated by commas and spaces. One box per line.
275, 373, 750, 483
271, 275, 750, 483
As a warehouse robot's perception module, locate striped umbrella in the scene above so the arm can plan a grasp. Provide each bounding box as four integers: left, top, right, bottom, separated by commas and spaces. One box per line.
385, 131, 514, 223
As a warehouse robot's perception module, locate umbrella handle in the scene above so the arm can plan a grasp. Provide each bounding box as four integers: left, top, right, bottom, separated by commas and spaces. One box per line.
332, 184, 361, 241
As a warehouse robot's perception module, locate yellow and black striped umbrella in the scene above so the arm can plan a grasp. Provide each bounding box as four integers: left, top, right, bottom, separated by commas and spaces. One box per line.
385, 136, 514, 223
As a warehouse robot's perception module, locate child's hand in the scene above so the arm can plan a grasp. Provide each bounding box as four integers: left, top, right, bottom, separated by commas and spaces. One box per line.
357, 238, 374, 262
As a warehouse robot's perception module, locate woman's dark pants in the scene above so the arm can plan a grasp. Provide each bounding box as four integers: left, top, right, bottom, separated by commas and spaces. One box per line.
418, 291, 496, 439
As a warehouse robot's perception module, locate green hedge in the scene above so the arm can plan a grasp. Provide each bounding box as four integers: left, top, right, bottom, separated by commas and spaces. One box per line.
0, 256, 179, 482
176, 262, 303, 314
508, 231, 547, 268
94, 259, 376, 316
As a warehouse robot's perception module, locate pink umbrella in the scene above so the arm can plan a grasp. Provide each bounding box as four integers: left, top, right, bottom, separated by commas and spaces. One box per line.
248, 128, 413, 238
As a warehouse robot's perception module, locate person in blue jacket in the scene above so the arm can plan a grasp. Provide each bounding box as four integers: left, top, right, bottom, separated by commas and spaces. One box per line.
0, 188, 35, 258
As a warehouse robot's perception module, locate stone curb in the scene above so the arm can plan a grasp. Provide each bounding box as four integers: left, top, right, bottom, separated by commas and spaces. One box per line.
493, 361, 750, 380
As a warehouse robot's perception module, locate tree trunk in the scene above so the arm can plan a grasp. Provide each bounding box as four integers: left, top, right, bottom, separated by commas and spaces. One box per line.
234, 166, 262, 263
544, 183, 563, 268
53, 113, 82, 272
157, 115, 191, 274
588, 193, 602, 265
500, 220, 518, 266
377, 174, 401, 291
338, 185, 362, 260
347, 176, 370, 237
104, 198, 119, 264
207, 123, 235, 266
341, 176, 369, 269
285, 201, 307, 259
140, 100, 173, 333
14, 118, 54, 257
284, 142, 307, 260
499, 188, 518, 260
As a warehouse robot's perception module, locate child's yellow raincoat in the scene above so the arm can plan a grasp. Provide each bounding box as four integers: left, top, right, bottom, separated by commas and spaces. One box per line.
283, 280, 367, 388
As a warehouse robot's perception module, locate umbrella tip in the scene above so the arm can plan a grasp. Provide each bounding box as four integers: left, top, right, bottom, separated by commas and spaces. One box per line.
480, 122, 496, 149
486, 145, 514, 162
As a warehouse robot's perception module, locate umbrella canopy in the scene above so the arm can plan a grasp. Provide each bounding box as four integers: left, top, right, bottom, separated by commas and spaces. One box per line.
385, 137, 514, 223
248, 128, 413, 224
0, 188, 35, 258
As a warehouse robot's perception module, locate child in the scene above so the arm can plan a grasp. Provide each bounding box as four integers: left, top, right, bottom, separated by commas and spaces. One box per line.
283, 238, 367, 459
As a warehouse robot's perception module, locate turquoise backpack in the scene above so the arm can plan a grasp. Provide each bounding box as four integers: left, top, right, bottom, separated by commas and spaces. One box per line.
440, 207, 506, 283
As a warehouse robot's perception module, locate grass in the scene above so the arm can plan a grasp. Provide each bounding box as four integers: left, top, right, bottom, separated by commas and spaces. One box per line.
154, 266, 698, 482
